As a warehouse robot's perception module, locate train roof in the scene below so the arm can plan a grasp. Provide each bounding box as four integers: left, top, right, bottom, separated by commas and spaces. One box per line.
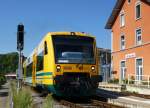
46, 32, 95, 38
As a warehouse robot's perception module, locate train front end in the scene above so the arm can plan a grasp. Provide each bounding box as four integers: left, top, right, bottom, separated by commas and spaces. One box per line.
52, 32, 102, 97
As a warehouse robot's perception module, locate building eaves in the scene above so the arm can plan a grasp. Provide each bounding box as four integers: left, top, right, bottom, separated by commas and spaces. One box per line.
105, 0, 150, 29
105, 0, 125, 29
142, 0, 150, 4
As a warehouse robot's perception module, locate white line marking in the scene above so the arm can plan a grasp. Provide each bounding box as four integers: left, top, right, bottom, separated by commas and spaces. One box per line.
119, 97, 150, 104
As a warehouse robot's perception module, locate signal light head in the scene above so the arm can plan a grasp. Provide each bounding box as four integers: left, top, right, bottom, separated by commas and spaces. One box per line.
18, 24, 24, 31
17, 24, 24, 51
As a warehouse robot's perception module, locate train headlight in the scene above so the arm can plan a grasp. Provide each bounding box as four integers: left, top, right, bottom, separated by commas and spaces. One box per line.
91, 66, 95, 71
56, 65, 61, 72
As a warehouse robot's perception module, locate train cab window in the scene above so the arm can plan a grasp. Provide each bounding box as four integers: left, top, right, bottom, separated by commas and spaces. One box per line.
44, 41, 48, 55
52, 36, 95, 64
36, 51, 44, 71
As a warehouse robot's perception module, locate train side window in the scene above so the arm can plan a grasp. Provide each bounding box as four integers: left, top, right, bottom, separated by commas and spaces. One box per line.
36, 51, 44, 71
26, 63, 33, 77
44, 41, 48, 55
23, 68, 24, 75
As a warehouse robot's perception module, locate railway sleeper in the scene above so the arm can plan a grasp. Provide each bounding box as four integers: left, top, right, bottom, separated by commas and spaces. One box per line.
92, 100, 125, 108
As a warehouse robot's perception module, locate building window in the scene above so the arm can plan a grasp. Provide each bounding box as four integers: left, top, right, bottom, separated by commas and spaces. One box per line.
136, 58, 143, 81
136, 28, 142, 45
128, 0, 131, 4
120, 11, 125, 27
135, 2, 141, 19
120, 61, 126, 81
120, 35, 125, 50
111, 31, 113, 52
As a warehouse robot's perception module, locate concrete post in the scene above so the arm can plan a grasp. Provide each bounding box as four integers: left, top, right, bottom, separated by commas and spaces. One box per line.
128, 74, 130, 85
148, 75, 150, 88
17, 48, 23, 92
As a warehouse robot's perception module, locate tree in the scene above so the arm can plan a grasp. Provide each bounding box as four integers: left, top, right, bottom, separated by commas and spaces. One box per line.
0, 52, 19, 74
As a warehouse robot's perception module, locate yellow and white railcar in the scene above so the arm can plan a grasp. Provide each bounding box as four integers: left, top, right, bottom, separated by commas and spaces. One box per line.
23, 32, 102, 97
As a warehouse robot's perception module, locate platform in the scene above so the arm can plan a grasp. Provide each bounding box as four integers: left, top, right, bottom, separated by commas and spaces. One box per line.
98, 83, 123, 92
97, 88, 150, 108
99, 83, 150, 95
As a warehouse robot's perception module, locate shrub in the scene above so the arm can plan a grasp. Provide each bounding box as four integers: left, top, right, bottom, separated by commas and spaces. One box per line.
108, 78, 119, 84
123, 79, 128, 84
0, 75, 6, 86
129, 76, 135, 84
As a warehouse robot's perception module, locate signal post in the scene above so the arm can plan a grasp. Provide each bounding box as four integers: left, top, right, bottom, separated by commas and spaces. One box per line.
17, 24, 24, 90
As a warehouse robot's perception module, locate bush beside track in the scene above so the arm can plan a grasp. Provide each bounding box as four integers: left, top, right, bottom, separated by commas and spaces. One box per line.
0, 74, 6, 87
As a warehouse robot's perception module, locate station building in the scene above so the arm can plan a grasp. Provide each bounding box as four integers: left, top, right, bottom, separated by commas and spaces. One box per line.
5, 73, 16, 79
105, 0, 150, 83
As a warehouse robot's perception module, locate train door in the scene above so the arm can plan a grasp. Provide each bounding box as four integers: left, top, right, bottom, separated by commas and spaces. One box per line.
32, 54, 36, 87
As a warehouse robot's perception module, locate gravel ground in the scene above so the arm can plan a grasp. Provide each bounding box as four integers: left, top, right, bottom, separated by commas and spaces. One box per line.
0, 82, 9, 108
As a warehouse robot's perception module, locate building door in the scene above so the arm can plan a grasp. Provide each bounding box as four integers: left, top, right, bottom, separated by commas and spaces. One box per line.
120, 61, 126, 83
136, 58, 143, 82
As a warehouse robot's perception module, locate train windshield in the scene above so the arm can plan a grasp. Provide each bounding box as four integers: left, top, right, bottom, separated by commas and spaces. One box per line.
52, 35, 95, 64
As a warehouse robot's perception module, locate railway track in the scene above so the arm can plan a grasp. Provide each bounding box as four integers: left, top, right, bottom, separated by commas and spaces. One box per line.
29, 87, 125, 108
25, 84, 150, 108
30, 88, 124, 108
60, 99, 124, 108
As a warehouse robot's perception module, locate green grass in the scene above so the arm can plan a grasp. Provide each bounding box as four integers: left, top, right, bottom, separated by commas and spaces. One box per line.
42, 94, 53, 108
10, 81, 33, 108
10, 81, 54, 108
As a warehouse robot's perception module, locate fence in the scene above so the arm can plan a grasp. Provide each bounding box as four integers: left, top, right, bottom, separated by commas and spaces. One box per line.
127, 74, 150, 88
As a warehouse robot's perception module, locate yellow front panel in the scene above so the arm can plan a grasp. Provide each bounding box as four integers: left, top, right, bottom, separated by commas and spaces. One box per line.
55, 64, 98, 76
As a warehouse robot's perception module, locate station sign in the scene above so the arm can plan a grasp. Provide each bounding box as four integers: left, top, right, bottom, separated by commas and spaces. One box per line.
125, 53, 136, 59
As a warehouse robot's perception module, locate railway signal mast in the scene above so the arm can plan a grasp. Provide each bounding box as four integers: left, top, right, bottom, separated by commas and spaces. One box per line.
17, 24, 24, 90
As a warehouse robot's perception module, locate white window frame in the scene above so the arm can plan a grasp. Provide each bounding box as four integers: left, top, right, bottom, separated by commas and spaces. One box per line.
120, 10, 125, 27
111, 56, 113, 79
120, 34, 125, 50
135, 57, 143, 81
135, 28, 142, 46
111, 31, 113, 52
120, 60, 126, 83
135, 1, 141, 20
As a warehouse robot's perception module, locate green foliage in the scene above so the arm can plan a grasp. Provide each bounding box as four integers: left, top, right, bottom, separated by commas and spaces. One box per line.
128, 76, 135, 84
10, 81, 33, 108
108, 78, 119, 84
43, 94, 53, 108
0, 52, 18, 74
0, 74, 6, 86
122, 79, 128, 84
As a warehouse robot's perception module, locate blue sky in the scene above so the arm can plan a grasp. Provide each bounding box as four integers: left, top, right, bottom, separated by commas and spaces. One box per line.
0, 0, 116, 56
